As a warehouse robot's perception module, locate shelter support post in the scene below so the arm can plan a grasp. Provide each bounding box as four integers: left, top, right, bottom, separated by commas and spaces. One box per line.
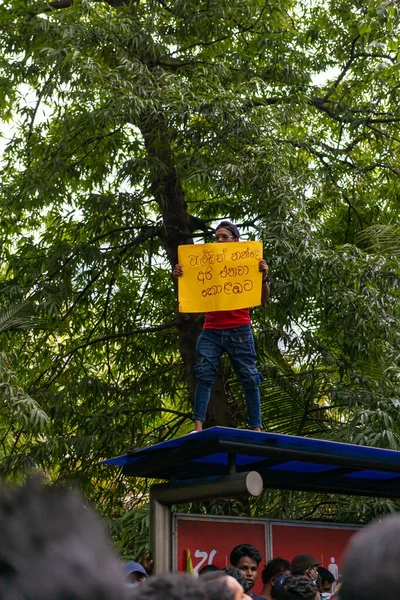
150, 470, 263, 574
150, 492, 172, 575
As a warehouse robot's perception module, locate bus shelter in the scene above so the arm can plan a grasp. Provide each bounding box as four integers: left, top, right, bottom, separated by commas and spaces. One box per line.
105, 427, 400, 573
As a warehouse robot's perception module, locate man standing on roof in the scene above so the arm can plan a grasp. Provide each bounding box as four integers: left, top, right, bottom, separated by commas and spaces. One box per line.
173, 221, 269, 432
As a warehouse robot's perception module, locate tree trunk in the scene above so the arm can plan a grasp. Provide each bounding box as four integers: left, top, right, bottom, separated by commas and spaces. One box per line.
142, 122, 235, 428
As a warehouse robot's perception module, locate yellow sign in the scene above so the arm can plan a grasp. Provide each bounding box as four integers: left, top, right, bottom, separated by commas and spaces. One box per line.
178, 241, 263, 313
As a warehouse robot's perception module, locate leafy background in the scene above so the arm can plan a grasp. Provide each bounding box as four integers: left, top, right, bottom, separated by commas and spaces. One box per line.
0, 0, 399, 558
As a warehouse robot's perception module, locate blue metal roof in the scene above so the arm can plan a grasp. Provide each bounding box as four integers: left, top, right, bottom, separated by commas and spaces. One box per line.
104, 427, 400, 498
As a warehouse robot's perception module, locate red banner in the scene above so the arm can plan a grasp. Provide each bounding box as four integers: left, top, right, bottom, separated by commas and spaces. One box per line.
174, 514, 360, 594
271, 522, 358, 577
175, 516, 266, 593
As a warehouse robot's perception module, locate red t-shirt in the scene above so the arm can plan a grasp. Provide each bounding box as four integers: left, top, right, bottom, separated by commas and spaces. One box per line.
204, 309, 251, 330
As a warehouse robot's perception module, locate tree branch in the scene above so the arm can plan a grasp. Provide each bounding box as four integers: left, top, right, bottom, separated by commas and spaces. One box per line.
29, 319, 179, 393
67, 320, 179, 355
322, 36, 359, 102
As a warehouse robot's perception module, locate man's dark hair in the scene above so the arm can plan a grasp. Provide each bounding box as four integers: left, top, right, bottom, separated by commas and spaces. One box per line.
279, 576, 318, 600
222, 566, 250, 592
230, 544, 262, 567
131, 573, 206, 600
198, 564, 220, 575
262, 557, 291, 584
340, 514, 400, 600
0, 481, 125, 600
317, 567, 335, 585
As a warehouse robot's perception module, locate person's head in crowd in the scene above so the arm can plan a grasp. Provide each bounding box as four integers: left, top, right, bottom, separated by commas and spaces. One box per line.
198, 564, 221, 575
339, 513, 400, 600
317, 567, 335, 595
131, 573, 207, 600
271, 574, 291, 599
261, 557, 291, 599
223, 566, 250, 593
0, 480, 125, 600
230, 544, 262, 591
201, 571, 246, 600
123, 560, 148, 587
291, 554, 321, 582
279, 576, 320, 600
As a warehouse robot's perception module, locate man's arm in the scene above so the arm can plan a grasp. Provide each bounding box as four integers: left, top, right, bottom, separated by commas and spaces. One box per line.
259, 259, 270, 304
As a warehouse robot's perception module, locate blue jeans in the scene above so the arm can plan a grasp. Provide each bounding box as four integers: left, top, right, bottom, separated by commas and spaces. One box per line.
193, 325, 262, 429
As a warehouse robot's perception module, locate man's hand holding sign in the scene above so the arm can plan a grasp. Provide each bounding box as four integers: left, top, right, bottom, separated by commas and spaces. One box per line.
173, 221, 269, 433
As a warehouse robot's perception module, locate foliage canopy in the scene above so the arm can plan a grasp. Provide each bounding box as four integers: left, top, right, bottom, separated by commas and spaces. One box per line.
0, 0, 400, 555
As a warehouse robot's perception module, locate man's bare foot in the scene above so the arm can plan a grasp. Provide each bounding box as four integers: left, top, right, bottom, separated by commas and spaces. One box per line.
252, 427, 262, 432
194, 420, 203, 432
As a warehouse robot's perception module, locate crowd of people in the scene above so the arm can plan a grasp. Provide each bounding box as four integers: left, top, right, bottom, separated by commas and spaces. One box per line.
0, 480, 397, 600
126, 545, 338, 600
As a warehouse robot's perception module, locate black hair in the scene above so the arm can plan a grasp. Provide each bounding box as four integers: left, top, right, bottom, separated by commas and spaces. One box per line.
198, 564, 221, 575
0, 481, 125, 600
279, 576, 318, 600
340, 514, 400, 600
131, 573, 206, 600
222, 566, 250, 592
262, 557, 291, 584
230, 544, 262, 567
317, 567, 335, 585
